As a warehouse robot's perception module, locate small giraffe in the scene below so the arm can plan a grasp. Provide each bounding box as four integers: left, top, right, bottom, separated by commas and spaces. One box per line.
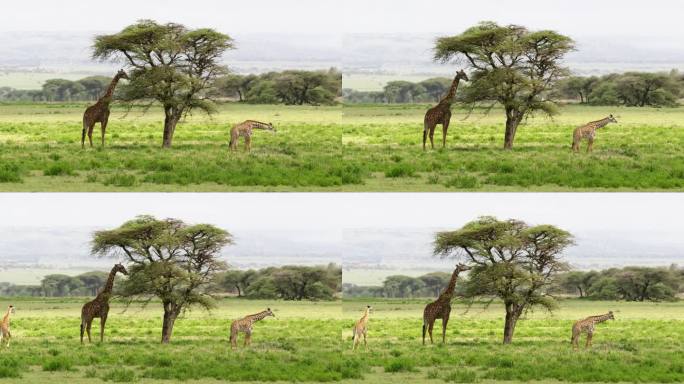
572, 114, 618, 153
351, 305, 372, 350
229, 308, 275, 349
80, 263, 128, 344
422, 263, 470, 345
81, 69, 129, 148
228, 120, 276, 152
571, 311, 615, 349
1, 305, 16, 348
423, 70, 469, 150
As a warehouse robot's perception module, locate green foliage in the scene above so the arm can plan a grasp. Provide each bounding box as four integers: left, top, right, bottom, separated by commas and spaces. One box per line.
215, 68, 340, 105
557, 266, 682, 301
226, 264, 341, 301
0, 161, 22, 183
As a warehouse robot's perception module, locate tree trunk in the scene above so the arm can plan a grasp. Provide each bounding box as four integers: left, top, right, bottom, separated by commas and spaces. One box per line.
503, 109, 521, 150
502, 302, 521, 344
162, 107, 181, 148
161, 302, 180, 344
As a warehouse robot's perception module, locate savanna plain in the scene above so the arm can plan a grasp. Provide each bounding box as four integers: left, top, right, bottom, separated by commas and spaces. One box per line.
1, 103, 684, 191
0, 297, 682, 383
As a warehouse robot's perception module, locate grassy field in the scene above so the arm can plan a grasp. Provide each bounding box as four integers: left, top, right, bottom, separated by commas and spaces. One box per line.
2, 102, 684, 191
1, 297, 681, 383
0, 103, 344, 191
341, 298, 684, 383
0, 297, 352, 383
343, 104, 684, 191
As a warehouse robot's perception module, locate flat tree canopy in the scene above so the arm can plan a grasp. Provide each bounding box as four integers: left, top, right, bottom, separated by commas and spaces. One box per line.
92, 215, 232, 343
434, 22, 575, 149
433, 216, 573, 344
92, 20, 235, 147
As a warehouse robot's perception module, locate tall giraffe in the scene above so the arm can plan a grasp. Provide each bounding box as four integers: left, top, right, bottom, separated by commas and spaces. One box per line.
1, 305, 15, 348
572, 114, 618, 153
422, 263, 470, 345
229, 308, 275, 349
81, 69, 129, 148
423, 70, 469, 150
80, 263, 128, 344
571, 311, 615, 349
351, 305, 372, 350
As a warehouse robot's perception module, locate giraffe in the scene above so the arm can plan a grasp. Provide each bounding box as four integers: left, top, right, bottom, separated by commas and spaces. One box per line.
228, 120, 276, 152
351, 305, 372, 350
422, 263, 470, 345
572, 114, 618, 153
80, 263, 128, 344
1, 305, 16, 348
571, 311, 615, 349
423, 70, 469, 150
229, 308, 275, 349
81, 69, 129, 148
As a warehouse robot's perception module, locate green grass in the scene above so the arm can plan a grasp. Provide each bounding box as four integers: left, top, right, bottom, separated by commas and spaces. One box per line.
0, 297, 351, 383
1, 297, 682, 383
340, 298, 684, 383
343, 104, 684, 191
0, 103, 344, 191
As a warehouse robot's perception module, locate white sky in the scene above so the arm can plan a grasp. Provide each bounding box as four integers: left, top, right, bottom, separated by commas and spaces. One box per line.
1, 0, 682, 37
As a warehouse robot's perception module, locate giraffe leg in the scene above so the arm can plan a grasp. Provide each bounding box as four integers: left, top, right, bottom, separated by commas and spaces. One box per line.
442, 118, 450, 149
100, 314, 107, 343
245, 136, 251, 153
422, 322, 427, 345
363, 330, 367, 349
230, 329, 238, 350
428, 127, 435, 149
80, 318, 85, 344
442, 312, 450, 344
351, 331, 357, 350
87, 123, 95, 147
586, 332, 593, 348
427, 320, 435, 344
423, 121, 430, 151
244, 330, 252, 347
82, 119, 88, 149
100, 119, 108, 147
587, 138, 594, 153
86, 320, 93, 343
571, 329, 579, 350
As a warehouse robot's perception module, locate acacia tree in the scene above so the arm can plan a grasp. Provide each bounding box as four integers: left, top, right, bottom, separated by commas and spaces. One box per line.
92, 215, 232, 343
93, 20, 235, 148
434, 22, 575, 149
433, 216, 573, 344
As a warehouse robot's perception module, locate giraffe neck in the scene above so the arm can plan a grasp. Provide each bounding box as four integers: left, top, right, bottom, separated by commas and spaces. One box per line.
99, 268, 118, 296
249, 121, 271, 130
2, 309, 10, 325
248, 310, 270, 322
437, 269, 462, 302
591, 313, 612, 324
592, 117, 613, 129
360, 308, 370, 323
438, 78, 461, 106
101, 75, 123, 102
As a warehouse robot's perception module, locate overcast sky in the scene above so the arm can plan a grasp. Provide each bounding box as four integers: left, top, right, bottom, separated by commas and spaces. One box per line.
1, 193, 683, 276
1, 0, 681, 37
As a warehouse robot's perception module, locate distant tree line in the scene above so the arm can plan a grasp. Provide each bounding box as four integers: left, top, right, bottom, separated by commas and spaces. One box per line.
344, 265, 683, 302
212, 68, 341, 105
0, 68, 342, 105
215, 264, 341, 301
343, 70, 684, 107
343, 271, 466, 298
0, 264, 341, 301
555, 265, 683, 301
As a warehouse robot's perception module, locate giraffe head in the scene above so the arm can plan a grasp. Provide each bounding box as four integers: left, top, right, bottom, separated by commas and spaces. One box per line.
455, 70, 469, 82
265, 308, 275, 318
116, 69, 129, 80
267, 122, 276, 132
7, 305, 15, 314
113, 263, 129, 276
607, 114, 617, 124
455, 263, 471, 272
607, 310, 615, 320
366, 305, 373, 314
